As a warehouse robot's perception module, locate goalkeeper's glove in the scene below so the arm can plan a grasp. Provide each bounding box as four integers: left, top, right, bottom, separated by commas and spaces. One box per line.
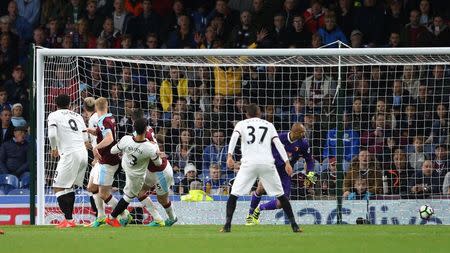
305, 171, 317, 185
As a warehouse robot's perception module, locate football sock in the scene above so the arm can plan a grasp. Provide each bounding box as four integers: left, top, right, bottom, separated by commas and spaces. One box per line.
56, 191, 75, 220
163, 201, 176, 220
105, 194, 119, 210
89, 196, 98, 217
260, 199, 278, 211
66, 191, 75, 220
111, 198, 130, 219
93, 193, 105, 218
225, 194, 238, 226
249, 192, 262, 214
140, 196, 163, 222
277, 195, 297, 225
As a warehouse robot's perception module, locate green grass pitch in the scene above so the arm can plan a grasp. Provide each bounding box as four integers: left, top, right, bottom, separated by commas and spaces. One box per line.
1, 225, 450, 253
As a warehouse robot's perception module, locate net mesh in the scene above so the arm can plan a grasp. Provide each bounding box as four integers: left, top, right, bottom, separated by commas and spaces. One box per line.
41, 51, 450, 224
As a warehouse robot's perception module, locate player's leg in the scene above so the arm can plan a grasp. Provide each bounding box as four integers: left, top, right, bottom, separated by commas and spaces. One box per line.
137, 191, 165, 226
87, 163, 105, 226
246, 181, 265, 225
156, 193, 177, 225
52, 153, 78, 228
154, 167, 178, 226
54, 187, 76, 228
259, 168, 291, 212
86, 160, 98, 217
140, 172, 165, 226
97, 164, 120, 211
106, 173, 142, 227
86, 181, 98, 217
223, 163, 257, 232
89, 163, 120, 227
258, 165, 301, 233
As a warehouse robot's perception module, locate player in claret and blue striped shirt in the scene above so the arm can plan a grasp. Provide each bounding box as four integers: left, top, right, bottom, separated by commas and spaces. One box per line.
246, 123, 316, 225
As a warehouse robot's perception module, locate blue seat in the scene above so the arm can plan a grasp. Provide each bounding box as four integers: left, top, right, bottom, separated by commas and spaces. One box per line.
20, 172, 30, 189
0, 189, 5, 195
0, 174, 19, 194
8, 188, 30, 195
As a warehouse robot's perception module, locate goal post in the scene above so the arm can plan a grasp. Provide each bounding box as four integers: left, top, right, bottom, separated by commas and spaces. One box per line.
36, 47, 450, 225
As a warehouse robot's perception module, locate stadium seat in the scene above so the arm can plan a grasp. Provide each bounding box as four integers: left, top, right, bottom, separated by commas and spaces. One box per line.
20, 172, 30, 189
0, 174, 19, 194
8, 188, 30, 195
0, 189, 5, 195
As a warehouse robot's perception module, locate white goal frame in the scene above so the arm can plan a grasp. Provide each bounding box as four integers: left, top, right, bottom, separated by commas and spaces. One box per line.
35, 47, 450, 225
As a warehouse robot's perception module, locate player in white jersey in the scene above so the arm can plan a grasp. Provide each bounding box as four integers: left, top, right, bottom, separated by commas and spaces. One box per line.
105, 118, 163, 227
47, 94, 89, 228
130, 109, 177, 227
222, 104, 301, 233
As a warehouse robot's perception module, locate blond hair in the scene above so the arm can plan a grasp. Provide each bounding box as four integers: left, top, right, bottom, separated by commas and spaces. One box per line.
95, 97, 108, 111
84, 97, 96, 112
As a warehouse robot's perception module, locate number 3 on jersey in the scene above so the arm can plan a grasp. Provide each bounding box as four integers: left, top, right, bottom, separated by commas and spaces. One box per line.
129, 154, 137, 166
247, 126, 268, 144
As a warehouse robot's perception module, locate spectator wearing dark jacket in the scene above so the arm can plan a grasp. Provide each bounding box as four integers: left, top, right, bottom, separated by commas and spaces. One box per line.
128, 0, 161, 46
401, 9, 427, 47
0, 125, 28, 177
336, 0, 355, 38
418, 15, 450, 47
0, 108, 14, 145
385, 149, 414, 196
166, 15, 196, 48
228, 10, 257, 48
353, 0, 385, 46
3, 65, 28, 107
409, 160, 441, 198
288, 15, 311, 48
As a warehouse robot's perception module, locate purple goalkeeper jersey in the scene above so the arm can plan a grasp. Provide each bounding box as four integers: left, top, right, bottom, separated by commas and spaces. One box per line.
272, 132, 314, 172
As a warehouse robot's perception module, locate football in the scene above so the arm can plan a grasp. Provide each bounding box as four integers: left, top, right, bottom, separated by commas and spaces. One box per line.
419, 205, 434, 220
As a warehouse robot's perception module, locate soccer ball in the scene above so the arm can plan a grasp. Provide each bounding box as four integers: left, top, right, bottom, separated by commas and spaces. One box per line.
419, 205, 434, 220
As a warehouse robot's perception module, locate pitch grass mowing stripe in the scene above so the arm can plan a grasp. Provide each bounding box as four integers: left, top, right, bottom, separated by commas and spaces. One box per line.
1, 225, 450, 253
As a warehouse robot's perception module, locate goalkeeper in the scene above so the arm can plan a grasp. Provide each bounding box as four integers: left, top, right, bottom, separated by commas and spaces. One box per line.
246, 123, 316, 225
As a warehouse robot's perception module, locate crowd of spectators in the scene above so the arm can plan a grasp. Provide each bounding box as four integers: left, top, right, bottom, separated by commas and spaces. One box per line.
0, 0, 449, 199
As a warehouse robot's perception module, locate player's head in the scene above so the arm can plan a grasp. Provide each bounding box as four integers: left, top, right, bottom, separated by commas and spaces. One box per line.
95, 97, 108, 112
290, 123, 306, 140
131, 108, 144, 122
84, 97, 96, 112
245, 103, 261, 118
133, 118, 147, 135
55, 94, 70, 109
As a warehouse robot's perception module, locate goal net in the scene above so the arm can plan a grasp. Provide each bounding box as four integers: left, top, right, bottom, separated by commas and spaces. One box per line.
36, 48, 450, 225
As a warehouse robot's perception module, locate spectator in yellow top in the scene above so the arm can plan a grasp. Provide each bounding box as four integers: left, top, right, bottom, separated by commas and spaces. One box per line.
159, 66, 188, 112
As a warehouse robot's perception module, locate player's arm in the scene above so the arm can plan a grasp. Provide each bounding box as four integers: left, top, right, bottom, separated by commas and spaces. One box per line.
78, 115, 91, 149
149, 143, 162, 166
271, 126, 292, 176
47, 115, 59, 158
93, 119, 114, 160
227, 125, 241, 169
110, 137, 123, 155
273, 137, 292, 174
95, 131, 114, 150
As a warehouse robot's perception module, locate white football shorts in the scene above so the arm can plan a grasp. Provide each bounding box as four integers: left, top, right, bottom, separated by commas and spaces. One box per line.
53, 149, 88, 189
